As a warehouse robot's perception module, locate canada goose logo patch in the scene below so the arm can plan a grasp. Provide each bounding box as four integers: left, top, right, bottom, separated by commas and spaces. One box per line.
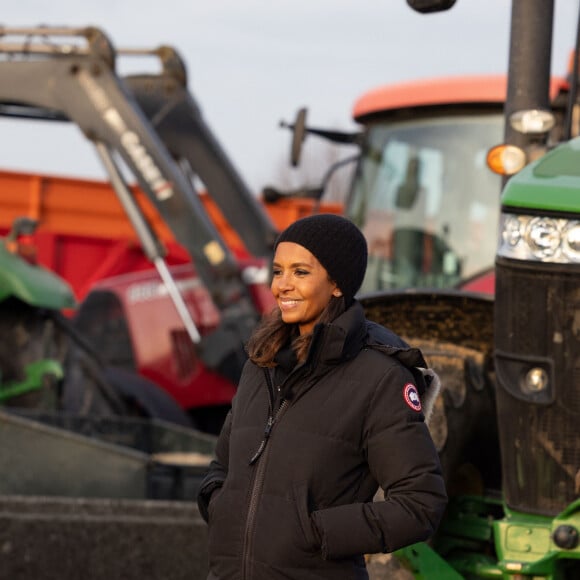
403, 383, 422, 412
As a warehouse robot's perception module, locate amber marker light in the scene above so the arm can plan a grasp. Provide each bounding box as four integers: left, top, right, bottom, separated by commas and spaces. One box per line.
486, 144, 527, 176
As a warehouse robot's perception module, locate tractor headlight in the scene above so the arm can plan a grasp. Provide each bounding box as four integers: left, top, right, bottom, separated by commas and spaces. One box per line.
525, 217, 560, 259
498, 213, 580, 263
562, 221, 580, 260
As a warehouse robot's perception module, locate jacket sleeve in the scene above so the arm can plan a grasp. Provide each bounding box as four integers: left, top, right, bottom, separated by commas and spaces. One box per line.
311, 364, 447, 560
196, 409, 232, 522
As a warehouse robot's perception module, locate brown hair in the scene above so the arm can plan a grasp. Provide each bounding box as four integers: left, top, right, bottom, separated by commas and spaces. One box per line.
247, 296, 345, 367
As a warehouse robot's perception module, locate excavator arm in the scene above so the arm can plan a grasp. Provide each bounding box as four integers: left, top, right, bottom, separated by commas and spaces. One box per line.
0, 26, 242, 295
118, 45, 279, 259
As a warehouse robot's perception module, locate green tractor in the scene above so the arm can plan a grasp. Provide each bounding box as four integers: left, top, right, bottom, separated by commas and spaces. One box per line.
0, 217, 90, 411
383, 1, 580, 578
0, 216, 194, 424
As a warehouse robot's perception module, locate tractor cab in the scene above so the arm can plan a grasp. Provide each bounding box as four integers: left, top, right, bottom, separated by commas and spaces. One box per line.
345, 75, 569, 294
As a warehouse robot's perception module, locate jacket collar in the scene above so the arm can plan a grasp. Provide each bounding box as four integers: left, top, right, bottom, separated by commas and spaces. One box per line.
307, 301, 368, 369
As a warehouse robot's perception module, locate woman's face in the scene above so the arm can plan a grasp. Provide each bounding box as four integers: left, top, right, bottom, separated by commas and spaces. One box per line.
271, 241, 340, 335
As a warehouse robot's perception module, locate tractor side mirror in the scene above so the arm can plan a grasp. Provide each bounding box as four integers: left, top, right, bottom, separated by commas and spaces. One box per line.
289, 107, 308, 167
406, 0, 457, 13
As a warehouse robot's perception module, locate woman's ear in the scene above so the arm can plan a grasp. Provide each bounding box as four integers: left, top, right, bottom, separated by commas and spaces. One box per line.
332, 289, 343, 298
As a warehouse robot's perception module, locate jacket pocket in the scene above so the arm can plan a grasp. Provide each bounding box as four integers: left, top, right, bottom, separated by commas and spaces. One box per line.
292, 482, 320, 552
207, 486, 223, 522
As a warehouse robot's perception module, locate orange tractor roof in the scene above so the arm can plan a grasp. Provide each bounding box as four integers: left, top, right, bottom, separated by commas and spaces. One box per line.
353, 75, 569, 121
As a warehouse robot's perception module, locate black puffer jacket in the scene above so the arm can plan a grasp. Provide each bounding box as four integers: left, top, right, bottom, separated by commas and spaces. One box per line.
197, 301, 447, 580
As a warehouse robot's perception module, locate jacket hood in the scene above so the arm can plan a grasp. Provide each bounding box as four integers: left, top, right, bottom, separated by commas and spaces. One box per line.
310, 301, 440, 423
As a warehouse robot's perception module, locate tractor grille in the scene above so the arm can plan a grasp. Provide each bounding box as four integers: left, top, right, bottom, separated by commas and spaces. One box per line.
496, 390, 580, 515
495, 259, 580, 515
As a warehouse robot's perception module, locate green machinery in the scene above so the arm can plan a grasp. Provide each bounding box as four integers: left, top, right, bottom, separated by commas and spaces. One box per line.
390, 1, 580, 578
0, 219, 77, 408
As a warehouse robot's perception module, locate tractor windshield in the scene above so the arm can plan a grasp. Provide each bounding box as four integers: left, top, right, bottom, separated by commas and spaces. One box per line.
346, 113, 503, 292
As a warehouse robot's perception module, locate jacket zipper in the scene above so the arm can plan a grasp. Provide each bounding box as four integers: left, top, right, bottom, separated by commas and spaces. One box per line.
241, 362, 314, 578
249, 369, 280, 464
242, 398, 289, 580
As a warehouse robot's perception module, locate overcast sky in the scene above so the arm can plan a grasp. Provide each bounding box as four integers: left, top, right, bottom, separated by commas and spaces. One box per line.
1, 1, 579, 194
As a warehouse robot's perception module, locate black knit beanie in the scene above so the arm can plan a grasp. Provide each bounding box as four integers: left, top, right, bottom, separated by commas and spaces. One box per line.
275, 213, 368, 304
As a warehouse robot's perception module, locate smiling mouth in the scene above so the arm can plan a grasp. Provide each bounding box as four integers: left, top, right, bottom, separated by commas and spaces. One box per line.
279, 299, 300, 309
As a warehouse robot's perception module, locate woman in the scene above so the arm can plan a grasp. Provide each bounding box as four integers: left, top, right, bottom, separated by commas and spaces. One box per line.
197, 214, 447, 580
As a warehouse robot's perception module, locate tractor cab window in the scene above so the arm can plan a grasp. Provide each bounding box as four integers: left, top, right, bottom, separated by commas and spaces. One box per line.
346, 113, 503, 291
